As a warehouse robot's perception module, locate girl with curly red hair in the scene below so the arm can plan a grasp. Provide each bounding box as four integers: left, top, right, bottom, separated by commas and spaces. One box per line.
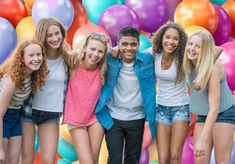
0, 40, 48, 164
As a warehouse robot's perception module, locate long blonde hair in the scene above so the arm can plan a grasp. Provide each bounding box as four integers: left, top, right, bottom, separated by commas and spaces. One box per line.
35, 18, 70, 60
0, 40, 49, 93
75, 32, 108, 80
183, 30, 215, 91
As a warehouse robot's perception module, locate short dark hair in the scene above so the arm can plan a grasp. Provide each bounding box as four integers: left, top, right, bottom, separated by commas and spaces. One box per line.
117, 26, 139, 42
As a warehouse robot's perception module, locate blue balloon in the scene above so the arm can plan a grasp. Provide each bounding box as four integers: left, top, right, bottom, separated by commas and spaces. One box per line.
32, 0, 74, 29
57, 158, 71, 164
0, 17, 17, 64
139, 35, 151, 52
210, 0, 226, 6
82, 0, 123, 24
57, 137, 78, 162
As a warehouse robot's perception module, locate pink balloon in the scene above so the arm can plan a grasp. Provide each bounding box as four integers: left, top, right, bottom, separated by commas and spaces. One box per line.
219, 42, 235, 92
182, 136, 194, 164
98, 4, 140, 45
213, 4, 232, 46
142, 122, 152, 149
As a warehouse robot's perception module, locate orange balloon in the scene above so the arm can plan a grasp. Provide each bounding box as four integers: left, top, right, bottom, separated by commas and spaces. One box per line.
66, 0, 88, 45
222, 0, 235, 38
174, 0, 218, 34
25, 0, 34, 8
184, 25, 208, 37
72, 23, 112, 50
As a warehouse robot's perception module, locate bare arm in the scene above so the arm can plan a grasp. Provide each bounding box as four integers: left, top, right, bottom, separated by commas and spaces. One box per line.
0, 76, 15, 160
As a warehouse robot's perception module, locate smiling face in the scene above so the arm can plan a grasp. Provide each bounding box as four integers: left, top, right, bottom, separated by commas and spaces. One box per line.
162, 28, 180, 55
83, 39, 106, 69
186, 34, 202, 64
46, 25, 63, 50
23, 43, 43, 75
118, 36, 139, 63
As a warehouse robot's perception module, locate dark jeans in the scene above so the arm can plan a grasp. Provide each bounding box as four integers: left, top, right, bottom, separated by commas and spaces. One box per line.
105, 118, 145, 164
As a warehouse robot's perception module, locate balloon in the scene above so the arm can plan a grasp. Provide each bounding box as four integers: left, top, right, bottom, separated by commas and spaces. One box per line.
67, 0, 88, 45
25, 0, 34, 8
82, 0, 122, 25
99, 138, 108, 164
0, 0, 28, 27
182, 136, 194, 164
58, 158, 71, 164
219, 42, 235, 92
165, 0, 181, 21
222, 0, 235, 38
0, 17, 17, 64
125, 0, 167, 33
60, 124, 73, 144
57, 137, 78, 162
98, 4, 141, 45
142, 122, 152, 149
16, 16, 36, 43
139, 148, 150, 164
148, 139, 159, 162
212, 4, 232, 46
174, 0, 218, 34
184, 25, 208, 37
72, 23, 112, 50
210, 0, 226, 6
32, 0, 74, 29
139, 35, 152, 52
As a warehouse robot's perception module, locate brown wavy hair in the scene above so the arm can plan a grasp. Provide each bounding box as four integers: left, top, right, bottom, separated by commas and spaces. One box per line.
35, 18, 70, 61
0, 40, 49, 93
152, 21, 187, 83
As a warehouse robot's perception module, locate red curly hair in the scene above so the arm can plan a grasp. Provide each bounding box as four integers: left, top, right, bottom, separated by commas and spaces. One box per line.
0, 40, 49, 93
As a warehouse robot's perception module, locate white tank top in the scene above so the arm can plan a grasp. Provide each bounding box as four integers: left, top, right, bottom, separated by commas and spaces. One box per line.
155, 53, 189, 106
32, 56, 67, 112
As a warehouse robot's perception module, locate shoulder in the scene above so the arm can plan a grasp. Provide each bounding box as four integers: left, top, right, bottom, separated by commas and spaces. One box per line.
0, 75, 16, 94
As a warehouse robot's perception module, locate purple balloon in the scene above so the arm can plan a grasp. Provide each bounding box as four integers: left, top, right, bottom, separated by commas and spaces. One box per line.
213, 4, 232, 46
165, 0, 181, 21
125, 0, 167, 33
0, 17, 17, 64
98, 4, 141, 45
139, 148, 149, 164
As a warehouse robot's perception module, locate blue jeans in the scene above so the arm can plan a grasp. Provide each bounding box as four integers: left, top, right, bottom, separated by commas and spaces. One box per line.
156, 104, 190, 125
196, 105, 235, 124
3, 108, 22, 138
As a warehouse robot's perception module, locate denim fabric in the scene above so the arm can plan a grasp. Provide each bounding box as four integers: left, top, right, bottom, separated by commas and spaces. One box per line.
95, 52, 156, 138
156, 104, 190, 125
3, 108, 22, 138
196, 105, 235, 124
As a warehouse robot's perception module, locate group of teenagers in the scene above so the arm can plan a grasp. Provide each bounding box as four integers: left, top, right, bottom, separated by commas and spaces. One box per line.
0, 17, 234, 164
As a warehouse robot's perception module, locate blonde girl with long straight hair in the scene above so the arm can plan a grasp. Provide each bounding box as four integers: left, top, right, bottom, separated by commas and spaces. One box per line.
183, 30, 235, 164
63, 32, 109, 164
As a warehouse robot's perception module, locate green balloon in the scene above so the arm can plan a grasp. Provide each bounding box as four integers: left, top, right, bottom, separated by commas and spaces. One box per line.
82, 0, 123, 24
210, 0, 226, 6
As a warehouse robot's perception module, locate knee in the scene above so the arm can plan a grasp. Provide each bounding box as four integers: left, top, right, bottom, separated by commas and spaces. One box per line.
170, 151, 181, 163
41, 157, 55, 164
215, 155, 230, 164
158, 159, 170, 164
79, 158, 94, 164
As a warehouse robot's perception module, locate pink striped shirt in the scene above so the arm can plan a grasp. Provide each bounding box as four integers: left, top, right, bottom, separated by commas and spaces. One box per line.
63, 65, 103, 126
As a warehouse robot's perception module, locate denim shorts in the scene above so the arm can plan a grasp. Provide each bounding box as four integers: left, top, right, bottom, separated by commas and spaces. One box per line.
3, 108, 22, 138
156, 104, 190, 125
196, 105, 235, 124
21, 109, 61, 125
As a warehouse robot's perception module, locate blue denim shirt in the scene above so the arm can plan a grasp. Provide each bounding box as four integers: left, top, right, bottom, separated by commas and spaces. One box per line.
95, 51, 156, 138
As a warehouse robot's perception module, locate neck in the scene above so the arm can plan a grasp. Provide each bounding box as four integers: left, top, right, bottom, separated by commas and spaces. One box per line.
47, 48, 60, 60
162, 51, 174, 61
80, 60, 97, 71
24, 68, 33, 78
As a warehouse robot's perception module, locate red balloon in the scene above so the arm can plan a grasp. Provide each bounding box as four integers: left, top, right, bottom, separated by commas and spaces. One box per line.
66, 0, 88, 45
0, 0, 28, 27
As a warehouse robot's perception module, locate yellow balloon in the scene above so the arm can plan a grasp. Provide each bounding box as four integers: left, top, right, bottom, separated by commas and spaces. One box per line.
25, 0, 34, 8
99, 138, 108, 164
59, 124, 73, 144
16, 16, 35, 43
72, 161, 80, 164
148, 139, 159, 162
184, 25, 208, 37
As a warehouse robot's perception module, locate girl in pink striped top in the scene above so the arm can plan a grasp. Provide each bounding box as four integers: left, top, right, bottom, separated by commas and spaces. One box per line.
63, 32, 108, 164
